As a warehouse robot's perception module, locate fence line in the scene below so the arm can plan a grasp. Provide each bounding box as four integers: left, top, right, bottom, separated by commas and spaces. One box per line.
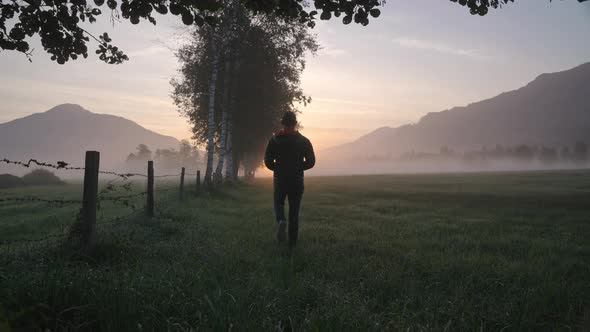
100, 191, 148, 201
0, 196, 83, 205
0, 231, 67, 246
1, 151, 202, 250
1, 158, 84, 170
0, 191, 148, 207
1, 157, 187, 179
0, 186, 185, 248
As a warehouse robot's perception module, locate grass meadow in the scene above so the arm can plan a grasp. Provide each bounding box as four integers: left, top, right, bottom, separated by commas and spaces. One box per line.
1, 170, 589, 331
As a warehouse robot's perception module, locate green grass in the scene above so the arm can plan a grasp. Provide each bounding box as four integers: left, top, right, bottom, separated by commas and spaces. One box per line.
1, 170, 589, 331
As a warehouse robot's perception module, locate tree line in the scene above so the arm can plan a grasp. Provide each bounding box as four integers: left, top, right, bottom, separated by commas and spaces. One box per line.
171, 1, 317, 186
395, 141, 590, 164
125, 141, 201, 171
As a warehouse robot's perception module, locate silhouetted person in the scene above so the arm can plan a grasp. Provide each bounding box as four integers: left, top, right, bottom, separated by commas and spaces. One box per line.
264, 111, 315, 248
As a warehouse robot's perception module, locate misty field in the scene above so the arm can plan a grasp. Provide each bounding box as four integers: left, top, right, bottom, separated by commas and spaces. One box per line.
1, 171, 589, 331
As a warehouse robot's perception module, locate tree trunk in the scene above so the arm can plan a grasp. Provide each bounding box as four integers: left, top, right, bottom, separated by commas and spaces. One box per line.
224, 110, 233, 182
214, 56, 232, 183
232, 151, 240, 180
225, 47, 241, 182
204, 36, 219, 188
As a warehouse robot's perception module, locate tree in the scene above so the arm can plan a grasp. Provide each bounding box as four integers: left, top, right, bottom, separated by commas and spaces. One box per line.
178, 139, 199, 165
21, 169, 64, 186
213, 1, 244, 183
171, 5, 317, 183
538, 146, 558, 164
204, 29, 220, 187
573, 141, 589, 163
126, 144, 152, 162
3, 0, 586, 64
126, 143, 152, 168
154, 140, 200, 171
560, 146, 571, 161
513, 144, 534, 161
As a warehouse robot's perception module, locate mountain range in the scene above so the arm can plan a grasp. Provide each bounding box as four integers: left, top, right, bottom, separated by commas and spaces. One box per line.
324, 62, 590, 163
1, 62, 589, 176
0, 104, 179, 173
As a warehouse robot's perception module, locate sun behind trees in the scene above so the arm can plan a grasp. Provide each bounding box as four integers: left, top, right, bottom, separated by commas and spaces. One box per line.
171, 1, 317, 187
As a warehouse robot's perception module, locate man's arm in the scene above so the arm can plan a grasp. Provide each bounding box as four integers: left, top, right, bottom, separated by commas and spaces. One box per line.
302, 138, 316, 170
264, 137, 277, 171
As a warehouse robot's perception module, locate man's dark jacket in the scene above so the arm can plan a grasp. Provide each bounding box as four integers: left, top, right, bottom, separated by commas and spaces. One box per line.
264, 130, 315, 181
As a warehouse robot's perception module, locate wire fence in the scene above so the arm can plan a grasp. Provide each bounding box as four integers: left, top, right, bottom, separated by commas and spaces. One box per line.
1, 158, 188, 179
0, 152, 203, 250
0, 191, 176, 248
0, 196, 83, 205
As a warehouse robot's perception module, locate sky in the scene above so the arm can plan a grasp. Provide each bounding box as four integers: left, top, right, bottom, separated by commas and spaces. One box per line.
0, 0, 589, 151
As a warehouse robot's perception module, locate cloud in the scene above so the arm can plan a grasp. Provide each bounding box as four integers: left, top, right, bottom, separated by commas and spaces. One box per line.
127, 45, 170, 57
312, 97, 385, 109
322, 48, 348, 56
318, 42, 349, 57
391, 37, 489, 60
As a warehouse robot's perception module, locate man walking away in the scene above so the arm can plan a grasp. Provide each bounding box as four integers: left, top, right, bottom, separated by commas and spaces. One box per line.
264, 111, 315, 248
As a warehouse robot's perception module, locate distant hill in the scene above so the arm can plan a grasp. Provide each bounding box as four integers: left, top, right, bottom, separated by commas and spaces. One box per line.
0, 169, 65, 188
0, 174, 24, 188
325, 62, 590, 163
0, 104, 180, 173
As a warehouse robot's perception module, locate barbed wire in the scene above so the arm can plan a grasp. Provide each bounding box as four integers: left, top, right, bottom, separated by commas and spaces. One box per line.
154, 173, 182, 178
100, 191, 147, 201
0, 155, 191, 247
0, 186, 188, 248
0, 210, 139, 247
0, 187, 175, 208
98, 177, 130, 196
0, 196, 83, 205
99, 171, 147, 179
0, 231, 66, 246
1, 158, 83, 170
2, 157, 193, 180
1, 157, 142, 178
98, 191, 148, 210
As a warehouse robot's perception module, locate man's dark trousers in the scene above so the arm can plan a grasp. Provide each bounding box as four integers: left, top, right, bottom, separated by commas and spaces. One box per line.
274, 176, 303, 247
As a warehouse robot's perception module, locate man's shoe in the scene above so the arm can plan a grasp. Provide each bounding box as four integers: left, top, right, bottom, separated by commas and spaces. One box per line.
277, 220, 287, 243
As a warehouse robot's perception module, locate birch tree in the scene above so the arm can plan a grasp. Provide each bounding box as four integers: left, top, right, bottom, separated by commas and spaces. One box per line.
172, 8, 317, 182
204, 33, 219, 187
214, 1, 243, 183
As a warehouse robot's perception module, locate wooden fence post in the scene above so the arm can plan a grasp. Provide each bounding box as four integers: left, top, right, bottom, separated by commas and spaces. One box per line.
81, 151, 99, 250
146, 160, 154, 217
196, 170, 201, 194
179, 167, 185, 201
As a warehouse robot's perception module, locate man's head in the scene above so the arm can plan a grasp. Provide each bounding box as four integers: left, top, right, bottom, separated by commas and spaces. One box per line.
281, 111, 297, 129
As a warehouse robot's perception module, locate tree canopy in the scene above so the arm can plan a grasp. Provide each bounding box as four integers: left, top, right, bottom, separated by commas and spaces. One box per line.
2, 0, 587, 64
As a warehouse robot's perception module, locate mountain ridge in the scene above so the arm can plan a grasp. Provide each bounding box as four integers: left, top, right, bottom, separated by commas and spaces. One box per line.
325, 62, 590, 161
0, 104, 180, 172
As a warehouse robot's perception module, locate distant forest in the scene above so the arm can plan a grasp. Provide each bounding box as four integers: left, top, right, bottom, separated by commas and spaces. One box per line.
125, 140, 201, 171
363, 141, 590, 165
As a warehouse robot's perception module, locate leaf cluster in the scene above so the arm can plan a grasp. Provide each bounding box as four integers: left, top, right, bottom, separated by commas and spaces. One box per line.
8, 0, 585, 63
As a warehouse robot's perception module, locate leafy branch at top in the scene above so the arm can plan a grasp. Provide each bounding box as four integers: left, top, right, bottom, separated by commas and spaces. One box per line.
1, 0, 588, 64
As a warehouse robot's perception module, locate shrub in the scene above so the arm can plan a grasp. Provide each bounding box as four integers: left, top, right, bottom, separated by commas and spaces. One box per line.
21, 169, 65, 186
0, 174, 25, 188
